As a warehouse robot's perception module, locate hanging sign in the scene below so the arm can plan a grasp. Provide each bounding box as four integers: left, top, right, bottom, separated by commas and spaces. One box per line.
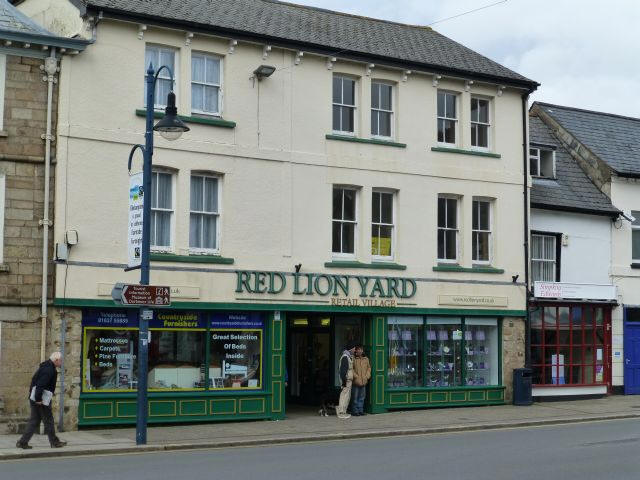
127, 172, 144, 268
533, 282, 617, 300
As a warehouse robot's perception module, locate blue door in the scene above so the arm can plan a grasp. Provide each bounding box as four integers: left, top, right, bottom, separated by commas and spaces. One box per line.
624, 316, 640, 394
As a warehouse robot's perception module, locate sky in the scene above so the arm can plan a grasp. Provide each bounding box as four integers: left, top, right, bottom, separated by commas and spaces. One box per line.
291, 0, 640, 117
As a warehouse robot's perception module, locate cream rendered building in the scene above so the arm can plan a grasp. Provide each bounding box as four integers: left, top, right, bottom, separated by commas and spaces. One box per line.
17, 0, 538, 428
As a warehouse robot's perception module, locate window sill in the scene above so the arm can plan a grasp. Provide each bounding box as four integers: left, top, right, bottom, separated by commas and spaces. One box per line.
324, 260, 407, 270
631, 263, 640, 269
433, 265, 504, 274
135, 109, 236, 129
0, 130, 7, 138
150, 253, 234, 264
431, 146, 501, 158
326, 134, 407, 148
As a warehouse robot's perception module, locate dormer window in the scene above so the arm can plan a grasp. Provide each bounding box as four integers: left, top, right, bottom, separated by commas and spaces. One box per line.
530, 148, 555, 178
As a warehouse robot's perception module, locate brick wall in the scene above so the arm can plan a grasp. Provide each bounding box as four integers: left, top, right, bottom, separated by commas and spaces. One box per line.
0, 54, 57, 417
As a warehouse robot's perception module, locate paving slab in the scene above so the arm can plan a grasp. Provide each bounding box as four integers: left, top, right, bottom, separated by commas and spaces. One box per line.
1, 395, 639, 461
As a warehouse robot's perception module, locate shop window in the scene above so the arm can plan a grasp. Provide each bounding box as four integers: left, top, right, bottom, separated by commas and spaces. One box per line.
190, 174, 220, 252
332, 187, 357, 256
426, 317, 462, 387
210, 314, 263, 389
388, 316, 422, 387
437, 195, 458, 262
371, 190, 394, 259
531, 233, 558, 282
144, 45, 176, 109
191, 52, 221, 116
464, 318, 499, 386
531, 305, 609, 386
82, 310, 140, 392
332, 75, 356, 134
151, 171, 174, 249
149, 329, 206, 390
632, 211, 640, 263
334, 317, 362, 387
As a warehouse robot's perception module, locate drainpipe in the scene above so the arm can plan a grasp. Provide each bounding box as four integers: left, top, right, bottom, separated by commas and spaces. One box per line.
522, 92, 531, 369
39, 49, 58, 362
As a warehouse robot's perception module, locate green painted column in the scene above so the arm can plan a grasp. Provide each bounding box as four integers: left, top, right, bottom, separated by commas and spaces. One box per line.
269, 311, 286, 420
368, 315, 388, 414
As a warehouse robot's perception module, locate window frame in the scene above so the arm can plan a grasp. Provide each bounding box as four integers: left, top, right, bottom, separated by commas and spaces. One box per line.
332, 186, 358, 259
371, 189, 396, 261
437, 90, 458, 146
144, 44, 178, 110
437, 195, 459, 263
332, 75, 357, 135
370, 80, 394, 140
631, 210, 640, 263
189, 173, 221, 255
0, 54, 6, 132
531, 231, 561, 282
190, 52, 223, 117
530, 147, 556, 179
472, 198, 492, 265
150, 170, 175, 252
470, 96, 491, 151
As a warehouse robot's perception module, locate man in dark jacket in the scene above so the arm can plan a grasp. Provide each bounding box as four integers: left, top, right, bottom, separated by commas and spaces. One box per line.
336, 344, 355, 419
16, 351, 67, 449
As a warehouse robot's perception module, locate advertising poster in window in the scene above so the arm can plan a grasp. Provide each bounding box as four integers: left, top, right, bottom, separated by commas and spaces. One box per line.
82, 310, 139, 391
210, 313, 263, 389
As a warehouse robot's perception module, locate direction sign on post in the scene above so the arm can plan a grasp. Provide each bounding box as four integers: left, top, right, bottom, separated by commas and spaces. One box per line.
120, 284, 171, 306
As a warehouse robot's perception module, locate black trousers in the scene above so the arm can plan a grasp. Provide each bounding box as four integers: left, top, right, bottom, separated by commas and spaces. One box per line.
19, 402, 58, 445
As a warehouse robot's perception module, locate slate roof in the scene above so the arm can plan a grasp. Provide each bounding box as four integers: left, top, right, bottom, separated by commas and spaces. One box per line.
529, 115, 619, 217
535, 102, 640, 177
0, 0, 52, 36
84, 0, 537, 88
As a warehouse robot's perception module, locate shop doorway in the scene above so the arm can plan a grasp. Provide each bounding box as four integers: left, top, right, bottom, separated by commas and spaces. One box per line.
286, 314, 363, 406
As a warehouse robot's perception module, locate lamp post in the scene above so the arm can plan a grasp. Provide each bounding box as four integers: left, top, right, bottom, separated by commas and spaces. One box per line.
129, 64, 189, 445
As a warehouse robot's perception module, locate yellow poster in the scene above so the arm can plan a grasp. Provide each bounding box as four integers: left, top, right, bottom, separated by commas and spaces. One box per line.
372, 237, 391, 256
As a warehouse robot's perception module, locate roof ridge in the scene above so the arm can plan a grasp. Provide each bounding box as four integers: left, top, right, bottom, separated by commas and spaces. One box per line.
259, 0, 432, 31
534, 101, 640, 123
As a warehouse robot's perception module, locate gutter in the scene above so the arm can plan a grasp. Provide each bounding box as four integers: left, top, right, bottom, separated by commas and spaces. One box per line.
530, 202, 621, 219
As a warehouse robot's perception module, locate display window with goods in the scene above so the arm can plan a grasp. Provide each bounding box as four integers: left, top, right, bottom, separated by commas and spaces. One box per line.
82, 310, 264, 393
530, 304, 611, 387
387, 316, 499, 389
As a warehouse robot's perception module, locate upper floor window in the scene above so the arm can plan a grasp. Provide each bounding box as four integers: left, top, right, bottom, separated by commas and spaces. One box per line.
145, 45, 176, 109
372, 190, 394, 259
151, 171, 174, 249
332, 187, 357, 256
0, 54, 6, 132
472, 199, 492, 263
333, 75, 356, 134
190, 175, 220, 252
437, 91, 457, 145
470, 97, 490, 149
437, 196, 458, 262
530, 148, 555, 178
531, 233, 557, 282
632, 211, 640, 263
191, 53, 221, 116
371, 82, 393, 138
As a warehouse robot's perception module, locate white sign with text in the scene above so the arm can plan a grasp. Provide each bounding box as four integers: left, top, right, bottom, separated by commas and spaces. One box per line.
534, 282, 616, 300
127, 172, 143, 268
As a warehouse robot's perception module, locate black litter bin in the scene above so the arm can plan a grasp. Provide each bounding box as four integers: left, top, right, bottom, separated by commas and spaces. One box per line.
513, 368, 533, 405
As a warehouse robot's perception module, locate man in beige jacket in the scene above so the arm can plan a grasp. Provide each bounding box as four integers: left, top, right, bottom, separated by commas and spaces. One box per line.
337, 344, 355, 419
351, 345, 371, 416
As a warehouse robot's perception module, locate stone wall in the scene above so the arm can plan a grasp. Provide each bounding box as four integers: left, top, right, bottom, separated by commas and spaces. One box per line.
0, 54, 57, 417
502, 316, 526, 402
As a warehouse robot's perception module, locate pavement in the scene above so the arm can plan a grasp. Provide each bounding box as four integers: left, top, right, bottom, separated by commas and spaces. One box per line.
1, 395, 640, 461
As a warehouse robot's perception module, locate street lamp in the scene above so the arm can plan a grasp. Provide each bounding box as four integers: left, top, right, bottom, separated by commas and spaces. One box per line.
129, 64, 189, 445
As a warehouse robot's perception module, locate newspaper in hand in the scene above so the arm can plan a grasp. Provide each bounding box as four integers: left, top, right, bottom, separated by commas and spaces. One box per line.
30, 386, 53, 406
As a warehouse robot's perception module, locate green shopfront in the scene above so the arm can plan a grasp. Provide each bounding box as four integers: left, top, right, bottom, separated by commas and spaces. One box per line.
73, 270, 525, 426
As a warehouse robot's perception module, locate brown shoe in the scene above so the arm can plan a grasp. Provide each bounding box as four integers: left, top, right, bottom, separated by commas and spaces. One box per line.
50, 440, 67, 448
16, 441, 33, 449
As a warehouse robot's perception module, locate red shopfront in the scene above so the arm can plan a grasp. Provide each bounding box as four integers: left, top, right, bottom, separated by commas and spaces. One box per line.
530, 302, 612, 396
